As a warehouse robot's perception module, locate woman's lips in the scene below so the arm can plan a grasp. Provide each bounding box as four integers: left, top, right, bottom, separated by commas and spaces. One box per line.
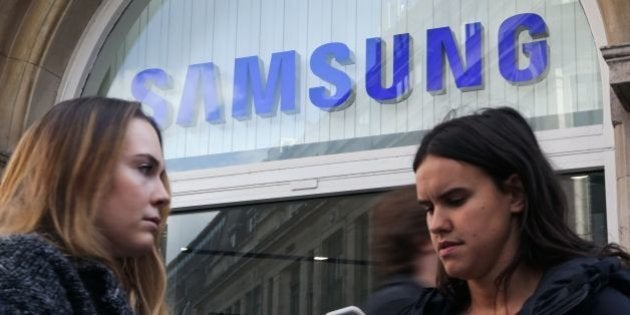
143, 217, 161, 230
437, 240, 463, 256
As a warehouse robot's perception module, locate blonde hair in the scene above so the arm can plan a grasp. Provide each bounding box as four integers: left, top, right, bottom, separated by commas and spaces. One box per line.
0, 97, 170, 315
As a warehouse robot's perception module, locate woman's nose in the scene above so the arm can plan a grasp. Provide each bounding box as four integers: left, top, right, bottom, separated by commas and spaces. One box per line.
428, 207, 452, 235
152, 180, 170, 208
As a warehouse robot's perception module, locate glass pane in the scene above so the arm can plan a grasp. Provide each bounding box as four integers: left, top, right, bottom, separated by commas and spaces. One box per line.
559, 170, 607, 245
166, 170, 608, 314
166, 193, 378, 314
85, 0, 604, 171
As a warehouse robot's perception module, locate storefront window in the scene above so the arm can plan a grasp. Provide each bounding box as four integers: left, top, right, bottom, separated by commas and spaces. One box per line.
85, 0, 603, 171
165, 170, 605, 314
166, 193, 378, 314
559, 171, 607, 245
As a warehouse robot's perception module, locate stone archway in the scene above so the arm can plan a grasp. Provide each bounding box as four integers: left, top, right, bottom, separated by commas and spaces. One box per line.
0, 0, 102, 169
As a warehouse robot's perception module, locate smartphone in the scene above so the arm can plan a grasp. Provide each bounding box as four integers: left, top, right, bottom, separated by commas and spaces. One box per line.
325, 306, 367, 315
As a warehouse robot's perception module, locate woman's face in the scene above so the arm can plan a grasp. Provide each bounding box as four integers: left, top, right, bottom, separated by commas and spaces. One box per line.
415, 155, 523, 281
96, 118, 170, 257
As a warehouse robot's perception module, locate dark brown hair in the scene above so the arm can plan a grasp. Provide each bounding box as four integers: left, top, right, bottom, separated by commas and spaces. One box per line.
370, 186, 431, 279
412, 107, 629, 311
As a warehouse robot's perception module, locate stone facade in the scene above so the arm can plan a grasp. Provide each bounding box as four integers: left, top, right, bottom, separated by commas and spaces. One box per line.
601, 44, 630, 247
598, 0, 630, 248
0, 0, 102, 172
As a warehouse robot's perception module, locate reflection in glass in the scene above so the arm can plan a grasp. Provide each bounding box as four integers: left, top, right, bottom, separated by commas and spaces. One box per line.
165, 172, 606, 314
560, 171, 607, 245
166, 194, 377, 314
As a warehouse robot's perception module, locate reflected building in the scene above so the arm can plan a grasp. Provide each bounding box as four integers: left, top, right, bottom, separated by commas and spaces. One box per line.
166, 193, 376, 314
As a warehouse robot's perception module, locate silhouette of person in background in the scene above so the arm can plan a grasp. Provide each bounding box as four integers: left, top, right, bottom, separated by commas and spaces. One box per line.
410, 107, 630, 314
363, 186, 437, 315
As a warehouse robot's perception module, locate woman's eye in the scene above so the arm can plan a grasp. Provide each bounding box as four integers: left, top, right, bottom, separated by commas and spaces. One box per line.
446, 196, 465, 207
138, 164, 153, 175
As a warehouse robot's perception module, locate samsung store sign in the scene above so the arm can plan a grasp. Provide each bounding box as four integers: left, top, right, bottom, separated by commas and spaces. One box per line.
88, 0, 602, 166
132, 13, 548, 130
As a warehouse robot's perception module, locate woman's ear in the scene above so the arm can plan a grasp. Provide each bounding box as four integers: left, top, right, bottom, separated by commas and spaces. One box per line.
504, 174, 525, 214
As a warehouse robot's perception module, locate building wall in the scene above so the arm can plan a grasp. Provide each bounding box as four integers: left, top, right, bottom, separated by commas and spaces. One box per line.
597, 0, 630, 246
0, 0, 102, 169
597, 0, 630, 45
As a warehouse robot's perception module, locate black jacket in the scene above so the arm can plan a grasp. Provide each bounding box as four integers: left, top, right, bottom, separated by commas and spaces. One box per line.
363, 274, 426, 315
520, 256, 630, 314
406, 256, 630, 315
0, 234, 133, 314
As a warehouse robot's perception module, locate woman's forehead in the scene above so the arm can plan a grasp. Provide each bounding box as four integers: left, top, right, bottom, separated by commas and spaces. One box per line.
121, 119, 164, 160
415, 156, 485, 195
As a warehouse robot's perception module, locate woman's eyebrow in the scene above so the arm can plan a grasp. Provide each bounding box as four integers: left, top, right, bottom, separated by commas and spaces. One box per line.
437, 187, 467, 199
134, 153, 162, 168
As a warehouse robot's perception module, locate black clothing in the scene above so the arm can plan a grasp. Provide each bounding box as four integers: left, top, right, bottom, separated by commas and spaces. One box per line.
520, 257, 630, 314
0, 234, 133, 314
363, 275, 426, 315
406, 256, 630, 315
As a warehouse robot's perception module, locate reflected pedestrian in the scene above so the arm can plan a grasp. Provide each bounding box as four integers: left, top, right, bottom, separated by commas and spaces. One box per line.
364, 186, 437, 314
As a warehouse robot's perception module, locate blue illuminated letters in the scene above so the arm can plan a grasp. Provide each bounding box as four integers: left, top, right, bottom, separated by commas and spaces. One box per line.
177, 62, 224, 126
427, 23, 483, 93
498, 13, 549, 84
131, 13, 550, 129
309, 42, 355, 111
231, 50, 297, 120
131, 68, 172, 129
366, 33, 411, 102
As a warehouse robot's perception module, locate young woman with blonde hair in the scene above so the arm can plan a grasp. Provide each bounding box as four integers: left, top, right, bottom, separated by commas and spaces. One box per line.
0, 97, 170, 314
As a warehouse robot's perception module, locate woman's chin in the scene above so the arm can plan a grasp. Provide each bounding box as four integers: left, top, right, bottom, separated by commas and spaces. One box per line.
111, 236, 155, 258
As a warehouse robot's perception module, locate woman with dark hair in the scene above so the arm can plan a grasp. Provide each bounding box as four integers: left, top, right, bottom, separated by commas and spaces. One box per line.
363, 186, 436, 314
410, 107, 630, 314
0, 97, 170, 314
